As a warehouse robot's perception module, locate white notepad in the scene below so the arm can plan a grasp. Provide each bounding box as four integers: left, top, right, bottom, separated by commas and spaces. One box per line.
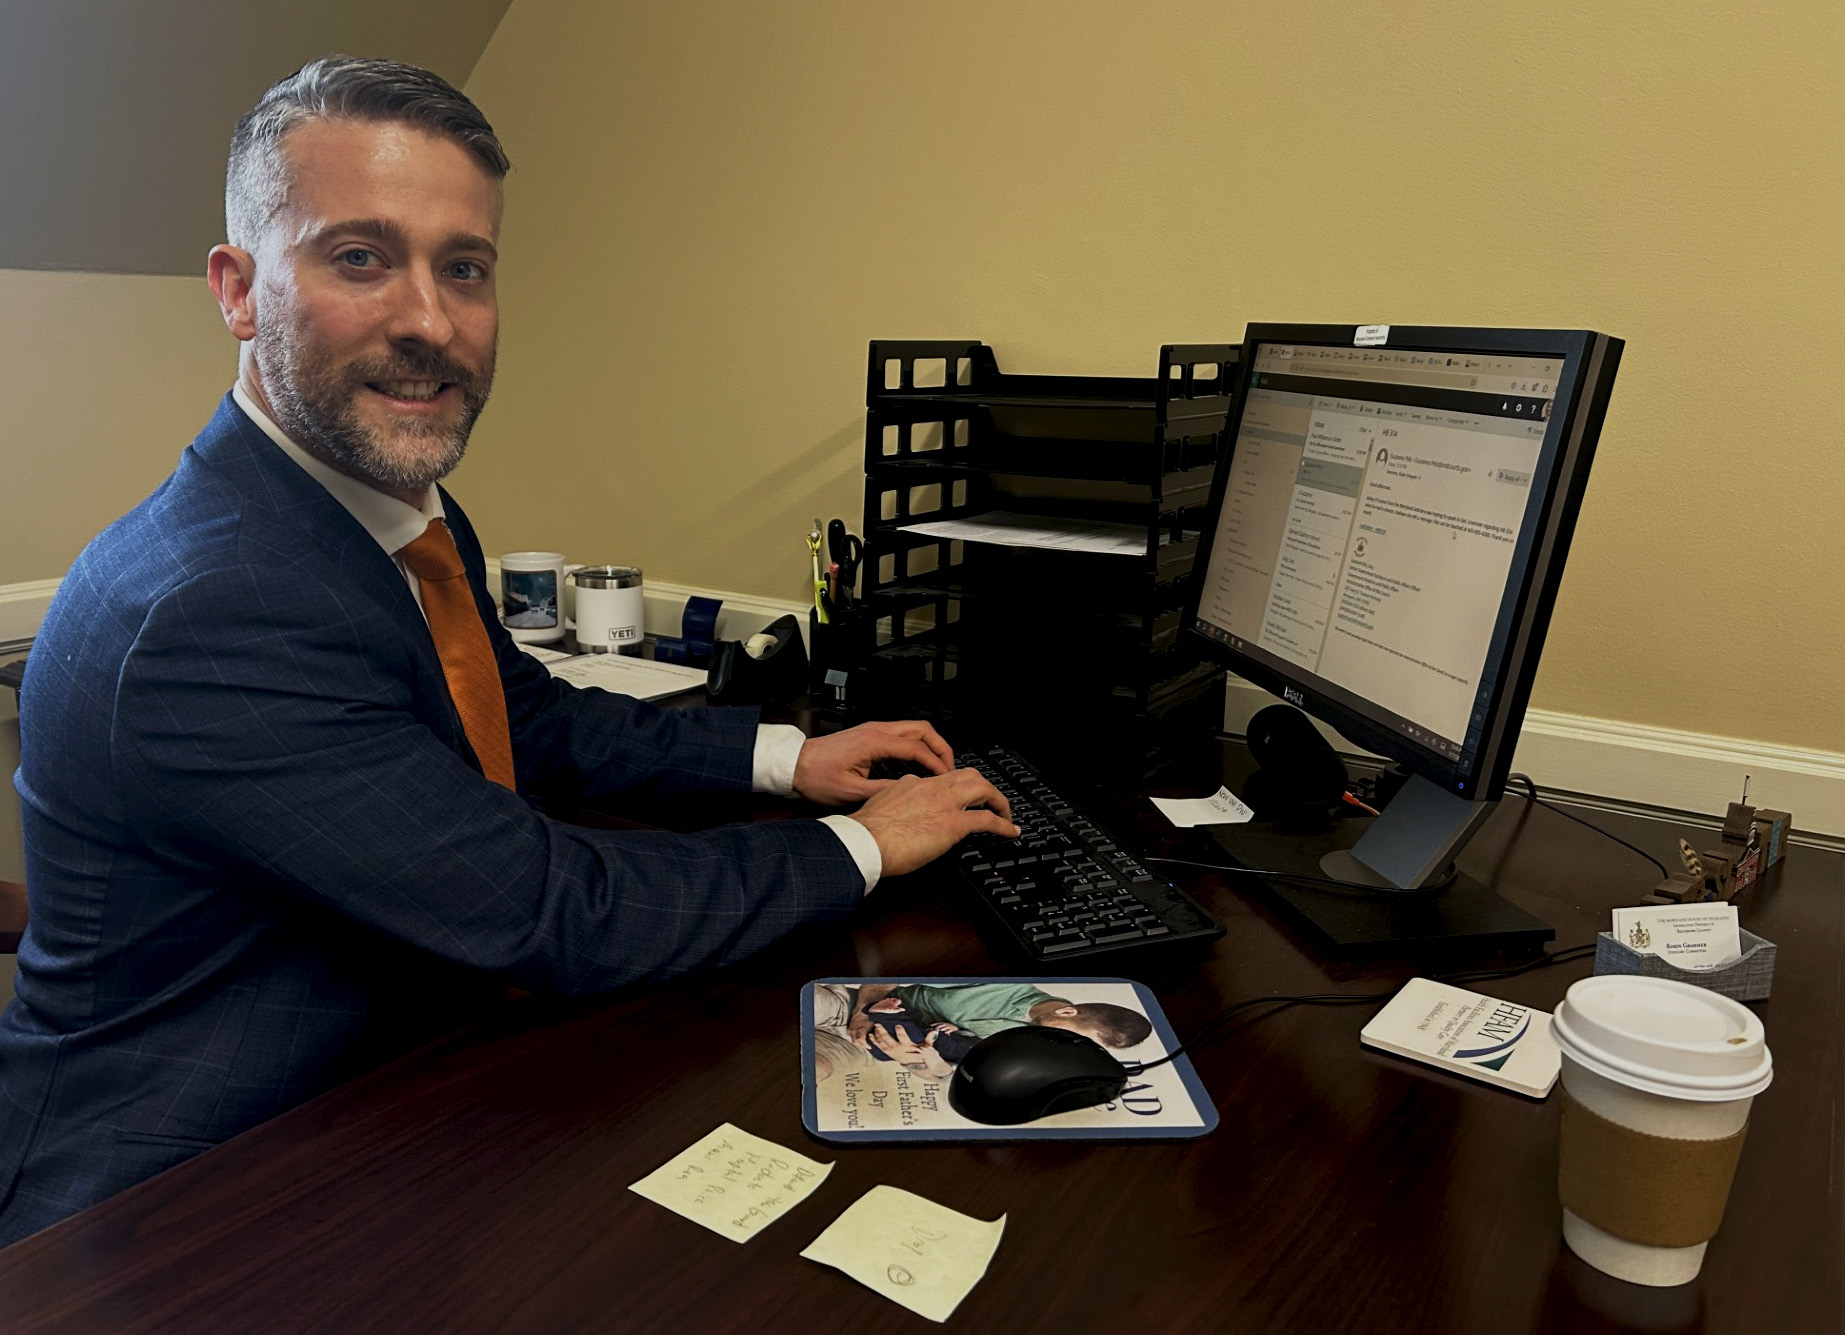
545, 653, 708, 701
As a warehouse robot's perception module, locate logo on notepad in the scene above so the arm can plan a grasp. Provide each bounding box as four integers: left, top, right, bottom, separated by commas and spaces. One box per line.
1452, 1003, 1531, 1072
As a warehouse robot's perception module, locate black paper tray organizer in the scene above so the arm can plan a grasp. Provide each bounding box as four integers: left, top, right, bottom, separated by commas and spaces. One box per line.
849, 339, 1239, 775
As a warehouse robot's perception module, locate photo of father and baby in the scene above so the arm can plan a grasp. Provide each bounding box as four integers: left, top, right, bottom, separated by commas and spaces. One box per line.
811, 981, 1154, 1083
802, 977, 1228, 1140
806, 979, 1215, 1136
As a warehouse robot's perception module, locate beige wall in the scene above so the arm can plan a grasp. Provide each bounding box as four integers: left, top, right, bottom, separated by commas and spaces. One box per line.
0, 270, 236, 582
459, 0, 1845, 752
0, 270, 233, 882
0, 1, 1839, 766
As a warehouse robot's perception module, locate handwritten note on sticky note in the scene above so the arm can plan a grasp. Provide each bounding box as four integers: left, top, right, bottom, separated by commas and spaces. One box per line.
1151, 786, 1254, 828
800, 1185, 1005, 1323
628, 1123, 832, 1243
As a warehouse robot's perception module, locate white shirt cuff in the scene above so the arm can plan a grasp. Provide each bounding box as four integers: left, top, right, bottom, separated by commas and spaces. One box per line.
752, 725, 882, 894
752, 723, 804, 796
819, 814, 884, 896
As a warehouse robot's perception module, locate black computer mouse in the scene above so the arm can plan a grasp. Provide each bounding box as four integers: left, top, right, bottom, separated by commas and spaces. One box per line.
948, 1025, 1131, 1126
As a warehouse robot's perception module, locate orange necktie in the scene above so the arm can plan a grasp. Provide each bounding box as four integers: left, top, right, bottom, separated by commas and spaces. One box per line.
397, 520, 517, 790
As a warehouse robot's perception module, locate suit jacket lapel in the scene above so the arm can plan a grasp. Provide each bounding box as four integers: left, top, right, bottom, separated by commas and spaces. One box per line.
185, 394, 475, 761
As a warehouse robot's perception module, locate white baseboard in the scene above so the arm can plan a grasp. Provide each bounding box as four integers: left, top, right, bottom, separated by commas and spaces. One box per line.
637, 579, 809, 646
11, 573, 1841, 835
1223, 677, 1844, 836
621, 586, 1845, 835
0, 579, 59, 646
1501, 711, 1845, 835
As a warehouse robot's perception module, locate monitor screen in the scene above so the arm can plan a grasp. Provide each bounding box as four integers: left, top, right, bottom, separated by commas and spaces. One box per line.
1190, 325, 1621, 804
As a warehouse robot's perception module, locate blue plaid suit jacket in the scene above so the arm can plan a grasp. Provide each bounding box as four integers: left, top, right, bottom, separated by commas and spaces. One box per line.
0, 395, 862, 1246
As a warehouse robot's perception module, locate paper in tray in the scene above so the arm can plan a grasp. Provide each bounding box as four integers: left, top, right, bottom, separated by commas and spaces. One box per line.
801, 977, 1217, 1144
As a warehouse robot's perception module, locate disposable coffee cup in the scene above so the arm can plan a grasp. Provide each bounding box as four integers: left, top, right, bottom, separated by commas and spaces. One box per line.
1550, 976, 1771, 1287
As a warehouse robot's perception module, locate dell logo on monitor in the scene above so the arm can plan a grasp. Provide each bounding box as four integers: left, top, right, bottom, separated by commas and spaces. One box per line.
1283, 687, 1305, 707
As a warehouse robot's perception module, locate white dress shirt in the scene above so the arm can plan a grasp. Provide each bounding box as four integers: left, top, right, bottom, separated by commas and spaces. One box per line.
230, 383, 881, 891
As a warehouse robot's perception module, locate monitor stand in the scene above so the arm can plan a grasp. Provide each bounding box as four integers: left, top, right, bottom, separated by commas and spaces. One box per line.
1207, 774, 1554, 958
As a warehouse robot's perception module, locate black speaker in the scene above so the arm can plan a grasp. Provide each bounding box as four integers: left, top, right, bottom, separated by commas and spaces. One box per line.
1243, 704, 1349, 822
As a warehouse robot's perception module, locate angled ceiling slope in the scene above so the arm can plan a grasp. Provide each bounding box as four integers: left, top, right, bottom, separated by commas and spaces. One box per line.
0, 0, 513, 276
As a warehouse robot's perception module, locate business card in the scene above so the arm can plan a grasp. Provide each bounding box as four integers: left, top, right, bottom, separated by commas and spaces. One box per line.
1611, 904, 1742, 971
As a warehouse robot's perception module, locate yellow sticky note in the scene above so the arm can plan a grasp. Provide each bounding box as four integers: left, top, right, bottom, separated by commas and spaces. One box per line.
628, 1123, 832, 1243
800, 1185, 1006, 1323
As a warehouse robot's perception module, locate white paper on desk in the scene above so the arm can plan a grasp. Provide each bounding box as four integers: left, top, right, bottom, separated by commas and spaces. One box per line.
546, 653, 707, 700
1151, 786, 1255, 828
518, 643, 573, 663
899, 510, 1154, 557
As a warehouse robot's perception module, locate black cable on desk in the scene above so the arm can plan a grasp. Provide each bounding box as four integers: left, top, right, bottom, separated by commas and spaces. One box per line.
1438, 940, 1598, 987
1128, 991, 1395, 1073
1150, 777, 1671, 892
1506, 773, 1669, 879
1127, 941, 1598, 1074
1144, 855, 1454, 896
1118, 769, 1642, 1073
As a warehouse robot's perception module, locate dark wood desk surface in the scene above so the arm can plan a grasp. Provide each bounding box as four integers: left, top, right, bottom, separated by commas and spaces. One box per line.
0, 744, 1838, 1334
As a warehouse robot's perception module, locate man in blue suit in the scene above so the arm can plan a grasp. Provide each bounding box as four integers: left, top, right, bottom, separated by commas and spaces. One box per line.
0, 56, 1016, 1247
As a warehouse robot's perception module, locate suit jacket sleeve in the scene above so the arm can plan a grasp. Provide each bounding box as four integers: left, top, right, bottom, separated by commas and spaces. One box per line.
441, 498, 758, 799
109, 560, 862, 997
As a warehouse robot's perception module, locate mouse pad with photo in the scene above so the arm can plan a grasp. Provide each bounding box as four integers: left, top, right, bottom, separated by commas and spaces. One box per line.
801, 977, 1217, 1144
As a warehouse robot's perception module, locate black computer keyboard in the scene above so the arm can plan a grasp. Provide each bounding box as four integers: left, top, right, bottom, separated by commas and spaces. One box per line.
950, 746, 1225, 962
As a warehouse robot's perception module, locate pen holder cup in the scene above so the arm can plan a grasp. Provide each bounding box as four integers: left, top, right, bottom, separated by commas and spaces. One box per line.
808, 608, 869, 709
1593, 929, 1777, 1003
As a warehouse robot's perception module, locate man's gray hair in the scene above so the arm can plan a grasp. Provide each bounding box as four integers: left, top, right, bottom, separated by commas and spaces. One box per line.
225, 54, 510, 249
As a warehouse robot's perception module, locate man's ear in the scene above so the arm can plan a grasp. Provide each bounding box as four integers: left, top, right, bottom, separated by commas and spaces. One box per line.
1053, 1005, 1080, 1018
207, 245, 258, 342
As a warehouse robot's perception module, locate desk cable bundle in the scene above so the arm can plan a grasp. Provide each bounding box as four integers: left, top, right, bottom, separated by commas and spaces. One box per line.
1123, 940, 1600, 1076
1128, 773, 1684, 1074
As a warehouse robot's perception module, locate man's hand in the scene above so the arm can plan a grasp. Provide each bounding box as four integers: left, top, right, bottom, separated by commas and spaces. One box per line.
846, 768, 1017, 878
791, 720, 955, 806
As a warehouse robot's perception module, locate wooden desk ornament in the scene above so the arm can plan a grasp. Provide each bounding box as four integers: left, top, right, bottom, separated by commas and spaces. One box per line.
1642, 779, 1789, 906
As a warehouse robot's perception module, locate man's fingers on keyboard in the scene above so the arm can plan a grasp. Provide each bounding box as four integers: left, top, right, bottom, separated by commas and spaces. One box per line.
862, 719, 954, 770
942, 766, 1003, 803
897, 720, 954, 769
897, 737, 952, 775
959, 806, 1019, 841
951, 772, 1015, 831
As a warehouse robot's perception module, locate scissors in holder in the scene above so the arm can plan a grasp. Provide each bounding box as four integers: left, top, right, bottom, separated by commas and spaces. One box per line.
826, 519, 864, 612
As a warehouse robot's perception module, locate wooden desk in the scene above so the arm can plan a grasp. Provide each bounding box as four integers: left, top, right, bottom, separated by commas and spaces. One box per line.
0, 746, 1837, 1333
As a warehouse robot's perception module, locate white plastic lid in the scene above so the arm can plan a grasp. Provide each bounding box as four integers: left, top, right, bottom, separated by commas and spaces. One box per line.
1551, 975, 1772, 1101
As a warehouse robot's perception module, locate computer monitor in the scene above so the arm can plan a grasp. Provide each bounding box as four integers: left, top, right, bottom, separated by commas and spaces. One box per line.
1185, 324, 1622, 946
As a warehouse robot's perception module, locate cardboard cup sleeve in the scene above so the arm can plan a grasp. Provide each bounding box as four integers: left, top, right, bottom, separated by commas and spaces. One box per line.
1557, 1088, 1748, 1249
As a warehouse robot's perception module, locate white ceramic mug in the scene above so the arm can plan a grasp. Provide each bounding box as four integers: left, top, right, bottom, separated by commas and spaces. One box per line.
498, 551, 569, 644
570, 565, 644, 655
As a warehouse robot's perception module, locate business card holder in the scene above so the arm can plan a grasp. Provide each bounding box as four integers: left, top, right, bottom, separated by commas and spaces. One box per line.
1593, 929, 1776, 1002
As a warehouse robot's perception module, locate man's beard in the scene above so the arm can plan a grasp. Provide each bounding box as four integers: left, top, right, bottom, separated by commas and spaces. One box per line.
254, 324, 494, 493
